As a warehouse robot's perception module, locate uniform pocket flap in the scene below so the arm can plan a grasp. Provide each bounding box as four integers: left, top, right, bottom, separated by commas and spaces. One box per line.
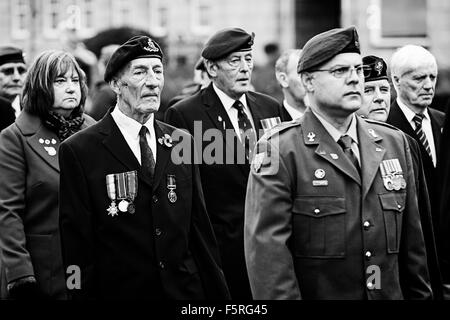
293, 196, 346, 218
378, 192, 406, 212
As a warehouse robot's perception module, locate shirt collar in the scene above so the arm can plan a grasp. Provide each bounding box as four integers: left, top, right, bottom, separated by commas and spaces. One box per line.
396, 97, 430, 122
283, 100, 305, 120
312, 110, 358, 144
111, 105, 155, 139
213, 82, 247, 112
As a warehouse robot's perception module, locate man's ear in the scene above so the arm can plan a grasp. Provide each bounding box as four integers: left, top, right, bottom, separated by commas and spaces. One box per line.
110, 78, 121, 95
205, 59, 218, 78
301, 72, 315, 93
275, 72, 288, 88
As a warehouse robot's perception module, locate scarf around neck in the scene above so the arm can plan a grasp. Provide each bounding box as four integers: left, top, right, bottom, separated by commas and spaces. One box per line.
43, 108, 85, 141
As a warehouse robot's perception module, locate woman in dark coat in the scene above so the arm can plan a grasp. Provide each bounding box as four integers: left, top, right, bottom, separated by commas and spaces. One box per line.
0, 50, 95, 299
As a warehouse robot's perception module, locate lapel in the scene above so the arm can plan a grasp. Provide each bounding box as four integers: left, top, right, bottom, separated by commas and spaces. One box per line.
100, 114, 143, 181
246, 92, 265, 138
301, 111, 361, 185
27, 124, 60, 173
357, 118, 386, 199
152, 121, 172, 192
429, 108, 443, 157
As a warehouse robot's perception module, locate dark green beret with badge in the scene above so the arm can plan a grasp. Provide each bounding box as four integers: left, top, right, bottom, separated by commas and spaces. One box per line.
362, 55, 388, 82
104, 35, 164, 82
201, 27, 255, 61
297, 26, 360, 73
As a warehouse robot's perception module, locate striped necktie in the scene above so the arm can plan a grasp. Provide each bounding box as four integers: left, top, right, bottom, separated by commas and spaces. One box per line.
413, 113, 433, 159
232, 100, 256, 161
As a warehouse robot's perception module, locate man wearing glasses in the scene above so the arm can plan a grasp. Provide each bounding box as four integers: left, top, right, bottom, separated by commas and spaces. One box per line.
0, 46, 27, 131
244, 26, 432, 299
165, 27, 281, 299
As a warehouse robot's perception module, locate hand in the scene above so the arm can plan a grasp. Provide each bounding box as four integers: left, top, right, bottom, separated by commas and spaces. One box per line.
8, 276, 45, 300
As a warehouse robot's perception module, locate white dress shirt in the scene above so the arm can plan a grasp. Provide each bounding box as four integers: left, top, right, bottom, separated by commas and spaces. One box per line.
396, 98, 436, 166
12, 95, 21, 117
213, 83, 255, 142
111, 106, 157, 164
283, 100, 305, 120
312, 110, 360, 165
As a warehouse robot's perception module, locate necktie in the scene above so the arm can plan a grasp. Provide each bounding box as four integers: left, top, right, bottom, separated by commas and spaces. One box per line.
139, 126, 156, 180
232, 100, 256, 161
337, 135, 360, 172
413, 113, 433, 159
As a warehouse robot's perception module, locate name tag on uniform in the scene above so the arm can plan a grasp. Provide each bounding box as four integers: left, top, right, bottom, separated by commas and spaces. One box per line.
313, 180, 329, 187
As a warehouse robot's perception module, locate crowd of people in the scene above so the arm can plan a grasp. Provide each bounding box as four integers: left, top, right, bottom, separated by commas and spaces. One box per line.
0, 24, 449, 300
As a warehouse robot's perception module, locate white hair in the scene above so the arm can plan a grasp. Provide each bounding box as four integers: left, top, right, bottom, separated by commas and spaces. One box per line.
390, 45, 437, 79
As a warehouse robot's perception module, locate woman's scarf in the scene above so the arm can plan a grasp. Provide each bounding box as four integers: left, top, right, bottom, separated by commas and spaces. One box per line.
43, 108, 85, 141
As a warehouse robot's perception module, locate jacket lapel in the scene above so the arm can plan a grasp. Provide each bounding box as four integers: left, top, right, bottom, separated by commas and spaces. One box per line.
152, 121, 171, 192
302, 111, 361, 185
27, 126, 60, 172
100, 114, 141, 174
357, 118, 386, 199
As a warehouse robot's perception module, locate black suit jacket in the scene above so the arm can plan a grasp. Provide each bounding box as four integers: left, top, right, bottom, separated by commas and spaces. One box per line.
0, 97, 15, 132
165, 83, 281, 299
387, 101, 444, 223
58, 112, 229, 300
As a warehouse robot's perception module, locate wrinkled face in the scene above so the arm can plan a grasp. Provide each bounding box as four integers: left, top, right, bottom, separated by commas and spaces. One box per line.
358, 79, 391, 122
117, 57, 164, 115
286, 53, 306, 102
307, 52, 364, 118
0, 62, 27, 100
212, 51, 253, 99
52, 67, 81, 115
396, 62, 437, 110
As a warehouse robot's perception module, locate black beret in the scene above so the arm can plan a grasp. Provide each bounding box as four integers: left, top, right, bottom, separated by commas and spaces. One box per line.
362, 55, 388, 82
104, 36, 163, 82
0, 46, 25, 66
202, 28, 255, 60
297, 26, 360, 73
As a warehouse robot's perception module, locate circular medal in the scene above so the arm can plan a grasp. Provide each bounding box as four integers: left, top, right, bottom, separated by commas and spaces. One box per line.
168, 190, 177, 203
314, 169, 326, 179
384, 178, 394, 191
400, 178, 407, 189
118, 200, 129, 212
127, 203, 135, 214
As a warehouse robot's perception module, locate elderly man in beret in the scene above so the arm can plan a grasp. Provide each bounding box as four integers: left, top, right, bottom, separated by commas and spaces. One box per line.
244, 26, 432, 299
58, 36, 229, 300
0, 46, 26, 131
165, 27, 282, 299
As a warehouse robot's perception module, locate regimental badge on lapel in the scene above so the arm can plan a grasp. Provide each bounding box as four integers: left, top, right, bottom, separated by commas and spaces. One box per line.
379, 159, 406, 191
106, 170, 138, 216
167, 175, 177, 203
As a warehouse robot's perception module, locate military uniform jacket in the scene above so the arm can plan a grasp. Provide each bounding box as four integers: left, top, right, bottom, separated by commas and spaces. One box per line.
0, 110, 95, 299
244, 110, 432, 300
165, 83, 282, 299
58, 112, 229, 300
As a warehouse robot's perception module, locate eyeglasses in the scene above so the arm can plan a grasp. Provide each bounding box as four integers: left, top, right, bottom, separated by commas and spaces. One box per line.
312, 65, 364, 78
224, 55, 254, 69
0, 66, 27, 76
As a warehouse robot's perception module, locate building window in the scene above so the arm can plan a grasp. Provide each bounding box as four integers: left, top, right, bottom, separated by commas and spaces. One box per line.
113, 0, 132, 27
11, 0, 30, 39
191, 0, 212, 35
366, 0, 429, 47
43, 0, 62, 37
149, 0, 168, 37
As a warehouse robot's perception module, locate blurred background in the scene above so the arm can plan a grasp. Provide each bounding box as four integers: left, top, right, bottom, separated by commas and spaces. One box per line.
1, 0, 449, 113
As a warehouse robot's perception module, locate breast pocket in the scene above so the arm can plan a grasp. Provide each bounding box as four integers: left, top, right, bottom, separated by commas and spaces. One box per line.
292, 196, 346, 258
379, 192, 406, 254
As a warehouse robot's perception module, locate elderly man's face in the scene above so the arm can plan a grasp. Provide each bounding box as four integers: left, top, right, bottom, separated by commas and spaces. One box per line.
308, 52, 363, 117
212, 51, 253, 100
358, 79, 391, 122
396, 62, 437, 110
285, 53, 306, 103
117, 57, 164, 115
0, 62, 27, 100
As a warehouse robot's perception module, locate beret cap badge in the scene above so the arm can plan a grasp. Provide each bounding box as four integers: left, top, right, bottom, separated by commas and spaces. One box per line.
144, 39, 159, 53
375, 61, 383, 75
